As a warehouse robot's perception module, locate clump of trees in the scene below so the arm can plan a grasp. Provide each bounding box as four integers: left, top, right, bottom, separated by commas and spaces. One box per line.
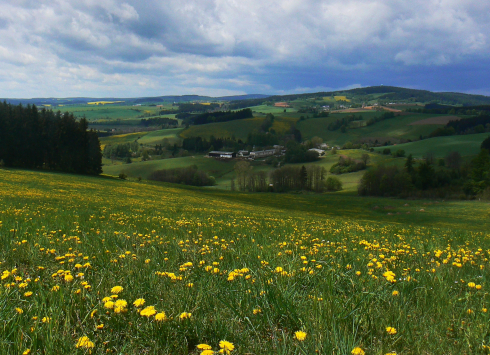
234, 161, 328, 192
140, 117, 178, 127
0, 102, 102, 175
148, 165, 215, 186
330, 154, 369, 174
192, 108, 253, 125
430, 115, 490, 138
358, 147, 490, 198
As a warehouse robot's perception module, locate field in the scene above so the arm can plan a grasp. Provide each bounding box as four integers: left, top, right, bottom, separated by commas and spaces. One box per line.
373, 133, 490, 158
103, 155, 235, 180
297, 113, 453, 146
1, 168, 490, 354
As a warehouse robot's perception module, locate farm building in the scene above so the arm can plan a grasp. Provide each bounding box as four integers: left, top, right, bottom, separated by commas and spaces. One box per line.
250, 149, 276, 159
208, 151, 236, 159
237, 150, 249, 157
308, 148, 325, 156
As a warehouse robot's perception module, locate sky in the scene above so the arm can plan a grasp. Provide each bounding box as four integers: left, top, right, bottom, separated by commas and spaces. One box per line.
0, 0, 489, 98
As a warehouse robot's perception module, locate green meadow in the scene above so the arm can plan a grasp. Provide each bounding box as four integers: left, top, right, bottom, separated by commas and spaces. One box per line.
1, 168, 490, 354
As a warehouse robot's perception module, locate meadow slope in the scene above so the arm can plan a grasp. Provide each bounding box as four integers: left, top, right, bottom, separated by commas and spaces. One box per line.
1, 169, 490, 354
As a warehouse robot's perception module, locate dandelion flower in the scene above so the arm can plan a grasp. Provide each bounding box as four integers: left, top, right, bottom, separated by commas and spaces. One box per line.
76, 336, 95, 349
133, 298, 145, 307
24, 291, 33, 297
155, 312, 167, 321
179, 312, 192, 320
392, 290, 399, 296
140, 306, 157, 317
42, 317, 50, 323
352, 347, 365, 355
219, 340, 234, 354
201, 351, 214, 355
386, 327, 397, 335
294, 331, 307, 341
22, 350, 31, 355
96, 324, 104, 330
104, 301, 114, 309
197, 344, 213, 350
15, 307, 23, 314
468, 282, 476, 288
111, 286, 123, 294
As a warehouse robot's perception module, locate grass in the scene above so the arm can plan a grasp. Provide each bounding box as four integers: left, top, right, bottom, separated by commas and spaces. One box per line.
181, 117, 265, 141
103, 155, 235, 180
1, 168, 490, 354
374, 133, 490, 158
298, 113, 451, 145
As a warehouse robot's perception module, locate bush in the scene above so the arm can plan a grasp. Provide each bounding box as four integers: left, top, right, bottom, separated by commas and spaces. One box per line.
118, 173, 127, 180
325, 176, 342, 191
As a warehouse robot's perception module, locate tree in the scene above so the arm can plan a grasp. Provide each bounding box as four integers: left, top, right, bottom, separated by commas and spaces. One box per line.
299, 165, 307, 189
481, 136, 490, 151
405, 154, 415, 175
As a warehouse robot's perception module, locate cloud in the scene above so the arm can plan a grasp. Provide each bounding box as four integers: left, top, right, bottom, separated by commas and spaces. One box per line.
0, 0, 489, 97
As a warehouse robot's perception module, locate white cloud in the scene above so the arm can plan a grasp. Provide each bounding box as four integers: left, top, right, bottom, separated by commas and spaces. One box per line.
0, 0, 489, 97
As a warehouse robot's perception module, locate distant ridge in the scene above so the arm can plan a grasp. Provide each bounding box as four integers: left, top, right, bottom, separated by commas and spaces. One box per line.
2, 86, 490, 107
0, 94, 270, 106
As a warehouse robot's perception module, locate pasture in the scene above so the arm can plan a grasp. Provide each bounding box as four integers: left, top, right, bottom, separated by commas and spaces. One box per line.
374, 133, 490, 158
1, 168, 490, 354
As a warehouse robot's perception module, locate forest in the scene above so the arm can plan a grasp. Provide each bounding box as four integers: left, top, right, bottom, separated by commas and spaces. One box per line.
0, 102, 102, 175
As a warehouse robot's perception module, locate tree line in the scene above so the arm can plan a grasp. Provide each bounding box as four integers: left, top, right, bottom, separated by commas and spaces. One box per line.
0, 102, 102, 175
148, 165, 215, 186
358, 144, 490, 198
233, 161, 339, 193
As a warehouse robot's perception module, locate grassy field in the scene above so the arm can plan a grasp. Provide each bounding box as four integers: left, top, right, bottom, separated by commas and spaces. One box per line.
1, 168, 490, 354
374, 133, 490, 158
298, 113, 450, 145
103, 155, 236, 180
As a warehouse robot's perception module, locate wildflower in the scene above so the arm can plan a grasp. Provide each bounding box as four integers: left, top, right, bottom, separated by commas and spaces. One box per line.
96, 324, 104, 330
104, 301, 114, 309
294, 331, 307, 341
155, 312, 167, 321
16, 307, 23, 314
76, 336, 95, 349
111, 286, 123, 294
476, 285, 482, 290
140, 306, 157, 317
468, 282, 476, 288
179, 312, 192, 320
253, 308, 261, 315
24, 291, 33, 297
386, 326, 397, 335
392, 290, 399, 296
197, 344, 213, 350
51, 285, 60, 291
90, 310, 97, 318
202, 351, 214, 355
64, 274, 74, 282
352, 347, 365, 355
42, 317, 50, 323
219, 340, 234, 354
23, 350, 31, 355
133, 298, 145, 307
102, 297, 112, 303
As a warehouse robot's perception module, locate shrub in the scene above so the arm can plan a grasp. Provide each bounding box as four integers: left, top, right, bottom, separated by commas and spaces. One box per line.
325, 176, 342, 191
118, 173, 127, 180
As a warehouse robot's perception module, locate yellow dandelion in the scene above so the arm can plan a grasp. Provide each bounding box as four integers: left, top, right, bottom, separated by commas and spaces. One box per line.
133, 298, 145, 307
140, 306, 157, 317
110, 286, 123, 294
15, 307, 23, 314
76, 336, 94, 349
197, 344, 213, 350
179, 312, 192, 320
24, 291, 33, 297
104, 301, 114, 309
294, 331, 307, 341
219, 340, 234, 354
386, 326, 397, 335
352, 347, 365, 355
155, 312, 167, 321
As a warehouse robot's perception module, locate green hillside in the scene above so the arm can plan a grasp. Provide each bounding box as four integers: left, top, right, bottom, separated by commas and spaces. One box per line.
373, 133, 490, 158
